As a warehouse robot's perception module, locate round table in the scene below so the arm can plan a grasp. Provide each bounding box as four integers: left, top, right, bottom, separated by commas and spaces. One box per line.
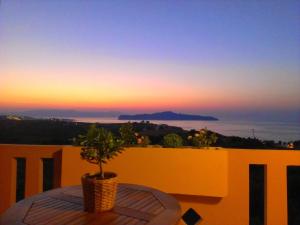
0, 183, 181, 225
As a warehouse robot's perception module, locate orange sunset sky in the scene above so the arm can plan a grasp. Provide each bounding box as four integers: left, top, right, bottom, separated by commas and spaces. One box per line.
0, 1, 299, 121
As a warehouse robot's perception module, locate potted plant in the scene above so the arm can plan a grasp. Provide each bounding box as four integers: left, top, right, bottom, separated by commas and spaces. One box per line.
76, 124, 124, 213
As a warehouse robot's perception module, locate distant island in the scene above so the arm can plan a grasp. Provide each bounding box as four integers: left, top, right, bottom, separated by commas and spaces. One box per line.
118, 111, 218, 121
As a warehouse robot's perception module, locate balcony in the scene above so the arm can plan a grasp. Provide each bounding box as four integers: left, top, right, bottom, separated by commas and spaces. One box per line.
0, 144, 299, 225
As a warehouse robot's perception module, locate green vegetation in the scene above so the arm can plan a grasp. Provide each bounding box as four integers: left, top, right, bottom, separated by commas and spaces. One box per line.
140, 136, 151, 147
134, 133, 151, 147
163, 133, 183, 148
119, 122, 136, 146
0, 117, 298, 150
75, 125, 124, 179
188, 128, 218, 148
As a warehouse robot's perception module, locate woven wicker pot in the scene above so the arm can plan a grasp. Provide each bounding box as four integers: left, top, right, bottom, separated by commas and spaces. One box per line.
81, 172, 118, 213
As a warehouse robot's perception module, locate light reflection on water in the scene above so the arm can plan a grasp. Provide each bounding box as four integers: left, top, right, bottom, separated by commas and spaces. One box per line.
66, 117, 300, 142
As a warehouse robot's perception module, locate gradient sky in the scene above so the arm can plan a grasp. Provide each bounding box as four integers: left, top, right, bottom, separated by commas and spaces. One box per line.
0, 1, 299, 120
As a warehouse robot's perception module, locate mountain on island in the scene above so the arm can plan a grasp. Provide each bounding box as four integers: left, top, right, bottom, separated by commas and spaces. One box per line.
118, 111, 218, 121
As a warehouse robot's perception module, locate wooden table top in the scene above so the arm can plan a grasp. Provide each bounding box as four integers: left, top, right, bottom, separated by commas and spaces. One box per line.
0, 183, 181, 225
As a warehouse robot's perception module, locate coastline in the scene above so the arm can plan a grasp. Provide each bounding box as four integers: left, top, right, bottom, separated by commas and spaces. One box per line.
65, 117, 300, 142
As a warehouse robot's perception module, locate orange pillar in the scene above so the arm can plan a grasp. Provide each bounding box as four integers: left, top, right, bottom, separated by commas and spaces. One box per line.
0, 155, 16, 212
25, 156, 43, 197
266, 164, 287, 225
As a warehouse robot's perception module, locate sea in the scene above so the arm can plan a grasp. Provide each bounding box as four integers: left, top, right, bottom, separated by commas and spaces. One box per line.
64, 117, 300, 142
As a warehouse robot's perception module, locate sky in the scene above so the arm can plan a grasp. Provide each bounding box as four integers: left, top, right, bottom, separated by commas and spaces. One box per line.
0, 1, 299, 121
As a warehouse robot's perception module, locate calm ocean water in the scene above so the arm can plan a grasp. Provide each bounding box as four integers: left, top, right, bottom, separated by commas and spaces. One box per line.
66, 117, 300, 142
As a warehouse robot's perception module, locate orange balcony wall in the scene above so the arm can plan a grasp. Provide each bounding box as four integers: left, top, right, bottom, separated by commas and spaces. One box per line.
60, 147, 228, 197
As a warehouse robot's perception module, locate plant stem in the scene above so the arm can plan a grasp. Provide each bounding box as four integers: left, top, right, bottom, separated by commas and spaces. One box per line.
99, 161, 104, 179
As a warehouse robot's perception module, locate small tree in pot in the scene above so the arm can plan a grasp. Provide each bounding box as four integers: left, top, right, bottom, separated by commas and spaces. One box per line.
76, 124, 124, 213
